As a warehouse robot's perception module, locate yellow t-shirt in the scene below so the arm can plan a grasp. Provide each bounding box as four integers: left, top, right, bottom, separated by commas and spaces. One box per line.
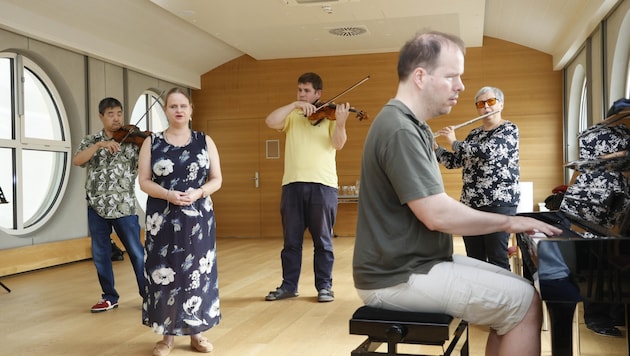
281, 109, 338, 188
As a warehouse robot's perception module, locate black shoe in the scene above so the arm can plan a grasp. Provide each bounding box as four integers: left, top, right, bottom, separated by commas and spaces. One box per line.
111, 251, 124, 261
611, 315, 626, 327
586, 323, 623, 337
111, 241, 124, 261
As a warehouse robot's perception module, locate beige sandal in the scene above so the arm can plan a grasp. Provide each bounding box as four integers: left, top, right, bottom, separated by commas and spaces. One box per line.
152, 340, 173, 356
190, 336, 213, 353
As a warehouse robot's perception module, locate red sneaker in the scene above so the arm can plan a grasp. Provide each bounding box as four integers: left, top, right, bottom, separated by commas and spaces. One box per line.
90, 299, 118, 313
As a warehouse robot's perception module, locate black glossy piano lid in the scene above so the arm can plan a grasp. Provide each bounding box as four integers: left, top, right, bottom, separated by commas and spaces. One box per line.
563, 211, 630, 239
516, 210, 629, 240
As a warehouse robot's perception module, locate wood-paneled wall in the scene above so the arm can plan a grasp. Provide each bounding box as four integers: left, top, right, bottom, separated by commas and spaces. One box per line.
0, 36, 564, 277
192, 36, 564, 238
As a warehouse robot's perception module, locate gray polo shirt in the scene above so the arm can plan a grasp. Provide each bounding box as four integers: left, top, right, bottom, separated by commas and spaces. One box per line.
353, 99, 453, 290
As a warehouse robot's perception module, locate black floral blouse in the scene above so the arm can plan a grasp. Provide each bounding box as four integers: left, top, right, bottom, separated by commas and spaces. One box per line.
560, 124, 630, 228
435, 121, 520, 208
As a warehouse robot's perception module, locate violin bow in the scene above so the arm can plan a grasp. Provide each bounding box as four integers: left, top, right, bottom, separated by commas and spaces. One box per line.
314, 75, 370, 113
117, 90, 165, 144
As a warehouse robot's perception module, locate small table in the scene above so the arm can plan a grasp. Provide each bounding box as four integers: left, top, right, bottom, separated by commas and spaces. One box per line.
338, 194, 358, 203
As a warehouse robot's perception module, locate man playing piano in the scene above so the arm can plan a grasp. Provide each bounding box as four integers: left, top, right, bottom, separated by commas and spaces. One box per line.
353, 31, 563, 356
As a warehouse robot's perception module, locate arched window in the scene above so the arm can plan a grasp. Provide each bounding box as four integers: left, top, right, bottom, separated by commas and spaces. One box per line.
565, 65, 587, 183
130, 90, 167, 212
609, 8, 630, 102
567, 79, 589, 181
578, 81, 588, 133
0, 53, 71, 234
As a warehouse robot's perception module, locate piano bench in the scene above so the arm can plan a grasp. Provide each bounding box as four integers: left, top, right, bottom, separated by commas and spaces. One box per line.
349, 306, 469, 356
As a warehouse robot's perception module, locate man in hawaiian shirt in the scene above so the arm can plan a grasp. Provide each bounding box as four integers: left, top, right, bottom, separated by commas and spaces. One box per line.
73, 97, 145, 312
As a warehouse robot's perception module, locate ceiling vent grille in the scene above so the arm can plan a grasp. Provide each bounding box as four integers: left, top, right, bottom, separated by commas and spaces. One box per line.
283, 0, 347, 5
328, 26, 368, 37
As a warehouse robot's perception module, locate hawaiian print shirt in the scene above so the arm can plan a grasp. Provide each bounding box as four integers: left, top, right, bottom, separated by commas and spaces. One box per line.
76, 130, 139, 219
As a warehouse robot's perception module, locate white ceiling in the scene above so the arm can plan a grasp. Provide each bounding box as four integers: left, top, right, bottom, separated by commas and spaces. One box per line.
0, 0, 622, 88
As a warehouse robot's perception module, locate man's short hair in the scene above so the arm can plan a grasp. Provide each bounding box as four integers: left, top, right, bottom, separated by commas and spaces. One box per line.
397, 31, 466, 81
298, 72, 323, 91
98, 97, 123, 115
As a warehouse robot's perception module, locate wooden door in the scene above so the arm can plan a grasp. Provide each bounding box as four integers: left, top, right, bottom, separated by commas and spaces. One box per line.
208, 119, 261, 237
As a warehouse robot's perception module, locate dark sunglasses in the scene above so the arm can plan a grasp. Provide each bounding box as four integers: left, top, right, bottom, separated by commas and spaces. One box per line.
475, 97, 499, 109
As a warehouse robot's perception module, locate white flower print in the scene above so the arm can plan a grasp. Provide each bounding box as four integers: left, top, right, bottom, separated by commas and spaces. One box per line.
189, 270, 201, 290
197, 150, 209, 169
183, 295, 207, 327
146, 212, 163, 235
203, 197, 213, 211
191, 222, 201, 236
151, 267, 176, 285
199, 250, 215, 274
153, 159, 174, 176
184, 317, 205, 327
184, 295, 202, 315
182, 207, 201, 217
209, 299, 220, 318
187, 162, 199, 181
151, 322, 165, 334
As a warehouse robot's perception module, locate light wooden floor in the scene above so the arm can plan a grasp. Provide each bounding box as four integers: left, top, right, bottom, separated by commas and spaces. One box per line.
0, 235, 625, 355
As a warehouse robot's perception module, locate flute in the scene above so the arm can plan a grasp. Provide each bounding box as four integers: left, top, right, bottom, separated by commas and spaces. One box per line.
433, 110, 501, 138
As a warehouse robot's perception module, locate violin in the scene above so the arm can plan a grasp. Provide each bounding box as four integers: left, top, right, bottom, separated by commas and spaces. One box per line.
306, 75, 371, 125
112, 124, 152, 147
307, 103, 368, 122
110, 90, 163, 147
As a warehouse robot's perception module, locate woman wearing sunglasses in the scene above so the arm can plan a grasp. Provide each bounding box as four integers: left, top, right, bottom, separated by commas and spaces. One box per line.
434, 86, 520, 271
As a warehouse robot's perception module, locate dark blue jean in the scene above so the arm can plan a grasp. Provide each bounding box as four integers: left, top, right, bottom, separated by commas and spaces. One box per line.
463, 206, 517, 271
88, 207, 145, 302
279, 182, 337, 293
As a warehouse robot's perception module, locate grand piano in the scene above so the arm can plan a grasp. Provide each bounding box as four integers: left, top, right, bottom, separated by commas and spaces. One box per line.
518, 210, 629, 355
517, 102, 630, 356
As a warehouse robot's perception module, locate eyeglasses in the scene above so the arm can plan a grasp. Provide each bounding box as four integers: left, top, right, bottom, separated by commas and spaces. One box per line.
475, 98, 499, 109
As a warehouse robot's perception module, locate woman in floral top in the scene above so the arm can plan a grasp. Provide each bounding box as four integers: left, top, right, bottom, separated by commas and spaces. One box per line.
434, 86, 520, 270
138, 88, 223, 356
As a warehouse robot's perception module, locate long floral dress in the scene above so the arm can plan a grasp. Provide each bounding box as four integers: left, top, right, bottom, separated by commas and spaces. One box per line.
142, 130, 220, 336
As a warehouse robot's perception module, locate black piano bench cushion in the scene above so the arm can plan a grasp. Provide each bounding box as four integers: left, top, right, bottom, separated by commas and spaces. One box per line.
352, 306, 453, 325
349, 305, 468, 355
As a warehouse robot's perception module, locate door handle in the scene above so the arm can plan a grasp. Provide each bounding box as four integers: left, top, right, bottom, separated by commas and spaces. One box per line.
251, 171, 259, 188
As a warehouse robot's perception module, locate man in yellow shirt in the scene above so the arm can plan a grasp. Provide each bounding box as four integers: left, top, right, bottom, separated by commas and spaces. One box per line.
265, 72, 350, 303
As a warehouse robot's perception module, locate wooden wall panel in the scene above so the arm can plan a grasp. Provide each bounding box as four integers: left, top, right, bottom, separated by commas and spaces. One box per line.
0, 238, 91, 277
259, 120, 285, 237
0, 233, 144, 277
192, 36, 564, 238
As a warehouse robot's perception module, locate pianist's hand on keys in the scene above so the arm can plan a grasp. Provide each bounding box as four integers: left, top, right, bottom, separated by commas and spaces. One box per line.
508, 216, 563, 237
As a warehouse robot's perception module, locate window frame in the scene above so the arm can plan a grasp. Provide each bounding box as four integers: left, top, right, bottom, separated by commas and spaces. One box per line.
0, 52, 72, 235
130, 90, 167, 213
